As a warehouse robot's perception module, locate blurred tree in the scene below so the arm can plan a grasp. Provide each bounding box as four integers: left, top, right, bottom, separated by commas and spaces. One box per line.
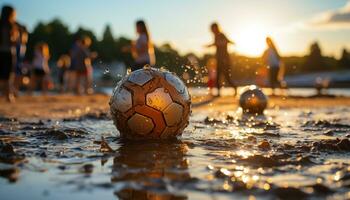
339, 48, 350, 69
154, 43, 186, 74
304, 42, 325, 71
27, 19, 71, 60
98, 25, 116, 62
115, 36, 133, 66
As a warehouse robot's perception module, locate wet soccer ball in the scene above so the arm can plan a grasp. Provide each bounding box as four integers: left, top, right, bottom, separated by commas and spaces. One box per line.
239, 85, 267, 114
109, 67, 191, 139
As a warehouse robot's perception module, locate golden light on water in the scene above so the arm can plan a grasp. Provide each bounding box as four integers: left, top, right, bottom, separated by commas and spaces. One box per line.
236, 150, 253, 158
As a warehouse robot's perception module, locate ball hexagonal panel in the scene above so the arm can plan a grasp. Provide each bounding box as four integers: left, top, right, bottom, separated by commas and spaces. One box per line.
128, 69, 153, 86
127, 113, 154, 135
164, 72, 185, 93
163, 102, 183, 126
182, 86, 190, 101
161, 126, 178, 139
111, 88, 132, 113
146, 87, 173, 111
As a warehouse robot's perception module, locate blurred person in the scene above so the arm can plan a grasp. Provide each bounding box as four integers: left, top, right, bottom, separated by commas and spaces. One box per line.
206, 22, 236, 97
124, 20, 155, 71
56, 54, 70, 93
71, 35, 96, 95
67, 37, 81, 92
14, 24, 28, 96
30, 42, 51, 94
0, 5, 18, 102
262, 37, 282, 95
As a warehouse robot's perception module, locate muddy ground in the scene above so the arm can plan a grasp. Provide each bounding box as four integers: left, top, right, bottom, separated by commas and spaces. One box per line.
1, 94, 350, 200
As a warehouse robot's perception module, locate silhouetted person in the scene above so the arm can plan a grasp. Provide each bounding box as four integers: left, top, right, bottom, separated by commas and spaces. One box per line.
68, 37, 80, 92
30, 42, 51, 94
0, 5, 18, 102
14, 24, 28, 96
206, 23, 235, 96
262, 37, 282, 95
130, 20, 155, 71
56, 54, 70, 93
70, 35, 96, 95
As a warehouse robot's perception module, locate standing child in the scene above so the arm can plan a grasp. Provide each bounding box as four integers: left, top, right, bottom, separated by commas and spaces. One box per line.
205, 23, 236, 96
56, 54, 70, 93
73, 36, 96, 95
30, 42, 51, 94
262, 37, 282, 96
14, 24, 28, 96
122, 20, 155, 71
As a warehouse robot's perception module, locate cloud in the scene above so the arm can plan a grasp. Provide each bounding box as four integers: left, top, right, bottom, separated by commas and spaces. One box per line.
309, 1, 350, 29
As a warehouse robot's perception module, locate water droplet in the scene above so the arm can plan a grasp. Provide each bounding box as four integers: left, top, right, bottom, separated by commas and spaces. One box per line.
143, 64, 151, 70
160, 66, 168, 72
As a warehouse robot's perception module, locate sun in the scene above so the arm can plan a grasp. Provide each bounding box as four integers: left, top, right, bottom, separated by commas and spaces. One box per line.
233, 23, 269, 57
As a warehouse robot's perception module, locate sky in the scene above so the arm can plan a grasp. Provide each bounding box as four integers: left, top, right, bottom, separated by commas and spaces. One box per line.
1, 0, 350, 58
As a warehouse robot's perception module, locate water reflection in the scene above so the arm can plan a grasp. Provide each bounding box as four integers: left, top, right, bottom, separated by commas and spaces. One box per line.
112, 139, 190, 200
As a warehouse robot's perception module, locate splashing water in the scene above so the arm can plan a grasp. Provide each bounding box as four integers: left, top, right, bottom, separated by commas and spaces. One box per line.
103, 68, 110, 74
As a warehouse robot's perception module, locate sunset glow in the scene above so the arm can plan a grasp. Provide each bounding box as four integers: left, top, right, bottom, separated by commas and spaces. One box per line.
233, 23, 270, 57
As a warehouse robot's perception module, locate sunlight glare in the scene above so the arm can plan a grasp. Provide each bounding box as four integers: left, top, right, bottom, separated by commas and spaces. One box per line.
234, 23, 269, 57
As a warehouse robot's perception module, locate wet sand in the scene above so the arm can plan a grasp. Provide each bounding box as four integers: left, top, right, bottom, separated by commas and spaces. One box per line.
1, 94, 350, 120
1, 93, 350, 200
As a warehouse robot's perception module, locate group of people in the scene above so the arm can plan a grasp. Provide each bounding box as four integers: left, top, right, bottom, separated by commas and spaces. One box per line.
0, 5, 283, 102
205, 23, 283, 96
0, 5, 99, 102
123, 20, 284, 97
126, 19, 283, 98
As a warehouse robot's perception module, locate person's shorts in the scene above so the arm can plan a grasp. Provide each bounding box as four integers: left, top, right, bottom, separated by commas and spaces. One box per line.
0, 52, 13, 80
77, 69, 88, 76
33, 68, 46, 77
15, 64, 24, 76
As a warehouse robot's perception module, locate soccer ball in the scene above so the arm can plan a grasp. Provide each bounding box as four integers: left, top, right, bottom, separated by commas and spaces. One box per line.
109, 67, 191, 139
239, 85, 267, 114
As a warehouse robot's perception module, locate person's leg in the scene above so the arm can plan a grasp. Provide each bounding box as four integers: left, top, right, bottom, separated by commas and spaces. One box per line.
223, 66, 237, 96
75, 72, 82, 95
67, 71, 75, 93
7, 72, 16, 101
269, 68, 274, 95
58, 70, 64, 93
29, 74, 35, 95
14, 75, 22, 96
13, 63, 23, 97
0, 80, 12, 101
86, 66, 93, 95
269, 67, 279, 95
42, 75, 48, 95
3, 80, 10, 101
0, 53, 15, 101
215, 66, 222, 96
0, 80, 4, 97
62, 71, 69, 93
